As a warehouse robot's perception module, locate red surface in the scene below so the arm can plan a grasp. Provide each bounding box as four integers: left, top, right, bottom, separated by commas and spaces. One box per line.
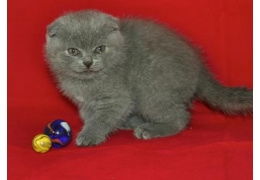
8, 0, 252, 179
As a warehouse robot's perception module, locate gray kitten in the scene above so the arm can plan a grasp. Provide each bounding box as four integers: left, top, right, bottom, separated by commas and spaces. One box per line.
45, 10, 252, 146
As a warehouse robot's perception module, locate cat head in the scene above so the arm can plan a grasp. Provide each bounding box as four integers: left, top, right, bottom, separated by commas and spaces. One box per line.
45, 10, 125, 79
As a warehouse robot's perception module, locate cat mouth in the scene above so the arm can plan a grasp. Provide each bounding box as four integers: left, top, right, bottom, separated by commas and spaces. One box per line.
75, 68, 103, 74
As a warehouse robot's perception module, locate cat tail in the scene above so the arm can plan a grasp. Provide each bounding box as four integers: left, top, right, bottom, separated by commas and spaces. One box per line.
196, 68, 253, 114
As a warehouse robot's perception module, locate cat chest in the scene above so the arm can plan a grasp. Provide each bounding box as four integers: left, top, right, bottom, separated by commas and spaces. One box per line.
60, 82, 86, 104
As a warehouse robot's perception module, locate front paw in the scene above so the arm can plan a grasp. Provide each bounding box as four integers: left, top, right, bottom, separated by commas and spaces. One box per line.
76, 131, 106, 146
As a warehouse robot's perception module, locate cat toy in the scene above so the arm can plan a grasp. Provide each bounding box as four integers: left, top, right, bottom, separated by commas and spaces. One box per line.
32, 119, 72, 153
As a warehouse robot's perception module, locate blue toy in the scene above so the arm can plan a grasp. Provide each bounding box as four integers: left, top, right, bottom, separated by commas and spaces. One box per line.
44, 119, 72, 148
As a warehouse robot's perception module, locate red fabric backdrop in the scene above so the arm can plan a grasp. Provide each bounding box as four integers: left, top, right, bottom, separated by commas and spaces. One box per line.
8, 0, 252, 179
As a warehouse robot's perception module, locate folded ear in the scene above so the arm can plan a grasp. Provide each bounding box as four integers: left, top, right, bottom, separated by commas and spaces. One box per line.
109, 17, 120, 32
113, 16, 120, 30
111, 24, 119, 32
47, 21, 60, 37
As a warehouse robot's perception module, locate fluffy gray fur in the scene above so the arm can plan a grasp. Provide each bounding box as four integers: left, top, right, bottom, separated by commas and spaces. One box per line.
45, 10, 252, 146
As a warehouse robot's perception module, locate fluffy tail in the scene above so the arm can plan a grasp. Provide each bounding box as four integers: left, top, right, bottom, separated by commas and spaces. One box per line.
196, 69, 252, 114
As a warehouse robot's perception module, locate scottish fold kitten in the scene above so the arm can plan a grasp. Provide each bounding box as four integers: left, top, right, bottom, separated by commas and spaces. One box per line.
45, 10, 252, 146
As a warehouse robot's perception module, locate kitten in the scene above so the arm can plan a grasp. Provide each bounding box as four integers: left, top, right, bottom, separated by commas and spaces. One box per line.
45, 10, 252, 146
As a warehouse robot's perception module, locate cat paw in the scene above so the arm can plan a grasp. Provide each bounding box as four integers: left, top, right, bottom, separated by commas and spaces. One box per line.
134, 125, 153, 140
76, 131, 106, 146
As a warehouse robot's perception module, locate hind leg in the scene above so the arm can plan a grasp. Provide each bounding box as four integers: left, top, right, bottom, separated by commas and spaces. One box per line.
120, 115, 145, 130
134, 104, 189, 140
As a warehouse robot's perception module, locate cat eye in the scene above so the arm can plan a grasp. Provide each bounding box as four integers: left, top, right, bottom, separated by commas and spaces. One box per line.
67, 48, 81, 56
94, 45, 106, 54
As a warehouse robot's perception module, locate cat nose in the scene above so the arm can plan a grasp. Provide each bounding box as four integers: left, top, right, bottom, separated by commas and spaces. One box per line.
83, 61, 93, 68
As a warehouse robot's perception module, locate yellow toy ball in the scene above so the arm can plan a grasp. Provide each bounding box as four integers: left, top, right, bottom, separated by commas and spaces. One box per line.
32, 134, 52, 153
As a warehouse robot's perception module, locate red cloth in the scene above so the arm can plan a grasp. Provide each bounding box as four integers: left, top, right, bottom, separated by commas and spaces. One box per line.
8, 0, 252, 179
